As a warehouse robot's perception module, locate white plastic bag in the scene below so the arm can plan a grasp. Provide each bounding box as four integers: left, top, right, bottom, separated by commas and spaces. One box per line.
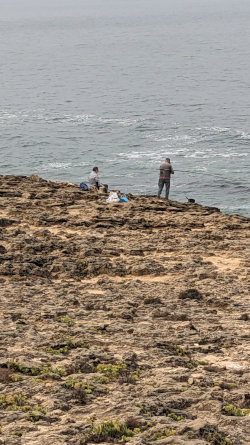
106, 192, 120, 203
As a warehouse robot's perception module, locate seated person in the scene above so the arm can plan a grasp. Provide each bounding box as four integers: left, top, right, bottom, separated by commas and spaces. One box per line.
88, 167, 108, 192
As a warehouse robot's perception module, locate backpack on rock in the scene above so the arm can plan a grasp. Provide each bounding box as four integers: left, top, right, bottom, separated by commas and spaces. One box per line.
80, 182, 88, 191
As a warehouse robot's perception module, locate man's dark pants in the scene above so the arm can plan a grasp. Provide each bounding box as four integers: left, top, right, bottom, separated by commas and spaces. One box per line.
95, 181, 108, 192
158, 179, 170, 200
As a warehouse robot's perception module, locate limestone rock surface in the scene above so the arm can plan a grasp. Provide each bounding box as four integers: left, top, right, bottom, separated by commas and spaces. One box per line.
0, 175, 249, 445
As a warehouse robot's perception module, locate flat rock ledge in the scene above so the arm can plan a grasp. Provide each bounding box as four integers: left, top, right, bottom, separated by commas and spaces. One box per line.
0, 174, 249, 445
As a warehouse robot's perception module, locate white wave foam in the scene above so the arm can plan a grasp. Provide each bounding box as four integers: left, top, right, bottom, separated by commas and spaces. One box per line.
145, 133, 197, 145
199, 126, 231, 133
196, 126, 250, 141
0, 111, 18, 120
45, 114, 141, 128
221, 204, 250, 210
117, 150, 170, 161
214, 152, 248, 158
39, 162, 72, 171
238, 131, 250, 140
95, 116, 140, 127
67, 114, 95, 124
117, 147, 199, 161
0, 110, 141, 128
0, 111, 21, 125
73, 161, 89, 167
118, 151, 149, 159
186, 151, 211, 159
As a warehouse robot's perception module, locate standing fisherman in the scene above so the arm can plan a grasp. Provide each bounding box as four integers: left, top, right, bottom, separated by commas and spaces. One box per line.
158, 158, 174, 200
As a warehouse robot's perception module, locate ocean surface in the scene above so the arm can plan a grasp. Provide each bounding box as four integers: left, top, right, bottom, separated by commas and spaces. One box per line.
1, 0, 250, 217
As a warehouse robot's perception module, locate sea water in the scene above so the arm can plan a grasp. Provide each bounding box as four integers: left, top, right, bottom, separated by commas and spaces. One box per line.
1, 0, 250, 216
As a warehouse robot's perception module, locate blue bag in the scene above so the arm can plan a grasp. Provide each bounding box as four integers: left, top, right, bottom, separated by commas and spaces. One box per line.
80, 182, 88, 191
119, 195, 128, 202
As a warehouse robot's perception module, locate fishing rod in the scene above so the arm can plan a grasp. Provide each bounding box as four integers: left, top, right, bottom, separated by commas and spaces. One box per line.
108, 171, 223, 184
175, 170, 250, 184
175, 170, 222, 178
101, 169, 248, 187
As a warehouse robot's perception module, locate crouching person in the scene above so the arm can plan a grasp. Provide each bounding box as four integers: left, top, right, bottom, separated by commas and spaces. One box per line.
88, 167, 108, 193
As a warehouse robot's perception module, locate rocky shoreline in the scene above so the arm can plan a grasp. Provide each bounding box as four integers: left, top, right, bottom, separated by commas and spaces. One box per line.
0, 174, 249, 445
